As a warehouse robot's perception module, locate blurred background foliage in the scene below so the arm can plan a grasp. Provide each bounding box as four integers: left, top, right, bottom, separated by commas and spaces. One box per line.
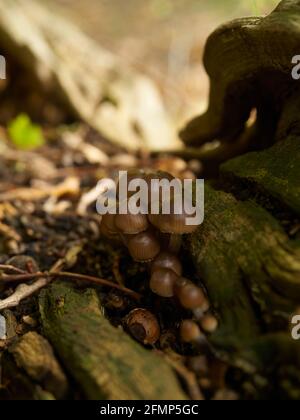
47, 0, 279, 124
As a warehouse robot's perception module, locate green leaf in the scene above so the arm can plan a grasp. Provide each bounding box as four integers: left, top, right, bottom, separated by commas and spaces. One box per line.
8, 114, 45, 150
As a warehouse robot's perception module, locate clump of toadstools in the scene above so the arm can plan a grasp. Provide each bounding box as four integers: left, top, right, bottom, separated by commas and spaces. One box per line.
100, 169, 218, 347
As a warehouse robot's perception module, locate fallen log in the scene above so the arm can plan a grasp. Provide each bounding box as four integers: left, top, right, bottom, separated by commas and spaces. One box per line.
39, 281, 187, 400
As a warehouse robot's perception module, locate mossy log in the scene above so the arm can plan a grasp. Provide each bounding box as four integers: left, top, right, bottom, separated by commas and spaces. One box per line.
186, 142, 300, 394
181, 1, 300, 396
222, 135, 300, 216
39, 281, 187, 400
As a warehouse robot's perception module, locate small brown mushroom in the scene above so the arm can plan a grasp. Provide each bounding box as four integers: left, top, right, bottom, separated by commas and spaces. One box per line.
180, 320, 210, 353
144, 170, 176, 206
127, 230, 160, 262
201, 314, 218, 334
151, 252, 182, 276
117, 169, 146, 199
148, 203, 198, 253
150, 268, 178, 298
100, 215, 121, 243
125, 308, 160, 345
114, 213, 149, 235
149, 211, 198, 235
175, 279, 208, 310
180, 320, 202, 343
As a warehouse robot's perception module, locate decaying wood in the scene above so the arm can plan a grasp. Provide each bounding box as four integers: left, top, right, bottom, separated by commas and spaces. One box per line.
185, 181, 300, 399
0, 352, 56, 400
0, 278, 50, 312
0, 0, 180, 152
9, 332, 68, 399
39, 281, 187, 400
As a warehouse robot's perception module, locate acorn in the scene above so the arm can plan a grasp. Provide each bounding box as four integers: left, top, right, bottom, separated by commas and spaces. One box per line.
127, 230, 160, 262
151, 252, 182, 276
114, 213, 149, 235
125, 308, 160, 345
150, 268, 178, 298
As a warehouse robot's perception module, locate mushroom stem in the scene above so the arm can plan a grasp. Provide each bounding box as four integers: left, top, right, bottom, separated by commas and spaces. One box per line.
168, 234, 182, 254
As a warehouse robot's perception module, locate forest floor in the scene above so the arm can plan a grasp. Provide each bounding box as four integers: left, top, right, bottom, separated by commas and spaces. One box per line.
0, 122, 237, 400
0, 0, 290, 401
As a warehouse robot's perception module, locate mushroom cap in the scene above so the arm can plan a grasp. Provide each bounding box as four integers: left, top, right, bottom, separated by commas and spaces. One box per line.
176, 279, 207, 310
117, 169, 146, 199
180, 320, 202, 343
114, 213, 149, 235
150, 268, 178, 298
101, 213, 118, 234
201, 315, 218, 334
151, 252, 182, 276
127, 230, 161, 262
100, 220, 121, 243
148, 211, 198, 235
144, 171, 177, 210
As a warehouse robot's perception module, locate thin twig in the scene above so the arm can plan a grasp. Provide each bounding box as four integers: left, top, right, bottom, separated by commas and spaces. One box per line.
0, 265, 27, 275
0, 278, 50, 311
0, 270, 141, 301
0, 243, 84, 312
52, 272, 141, 301
1, 272, 44, 283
